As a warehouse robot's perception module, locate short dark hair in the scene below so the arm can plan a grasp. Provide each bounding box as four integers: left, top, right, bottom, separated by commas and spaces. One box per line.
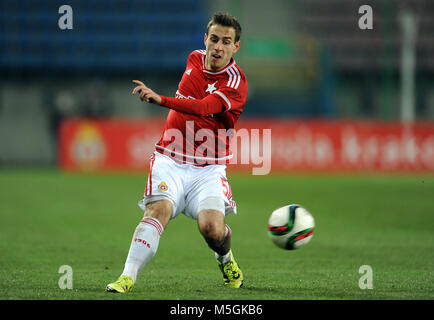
206, 13, 242, 42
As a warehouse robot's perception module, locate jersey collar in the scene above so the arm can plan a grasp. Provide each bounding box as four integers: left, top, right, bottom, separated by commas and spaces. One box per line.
201, 55, 236, 75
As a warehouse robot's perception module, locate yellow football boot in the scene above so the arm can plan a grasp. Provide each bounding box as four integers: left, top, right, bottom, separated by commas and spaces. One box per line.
218, 251, 244, 288
106, 275, 134, 293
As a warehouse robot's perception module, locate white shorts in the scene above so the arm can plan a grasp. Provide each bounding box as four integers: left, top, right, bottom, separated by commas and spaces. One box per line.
138, 151, 237, 220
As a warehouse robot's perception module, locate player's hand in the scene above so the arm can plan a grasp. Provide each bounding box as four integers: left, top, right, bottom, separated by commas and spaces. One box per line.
132, 80, 162, 105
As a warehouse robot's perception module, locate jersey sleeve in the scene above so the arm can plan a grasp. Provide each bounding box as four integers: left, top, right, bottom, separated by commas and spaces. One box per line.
160, 94, 225, 116
187, 50, 205, 68
212, 75, 248, 112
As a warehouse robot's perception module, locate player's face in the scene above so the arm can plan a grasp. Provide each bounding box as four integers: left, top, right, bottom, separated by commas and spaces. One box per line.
204, 24, 241, 71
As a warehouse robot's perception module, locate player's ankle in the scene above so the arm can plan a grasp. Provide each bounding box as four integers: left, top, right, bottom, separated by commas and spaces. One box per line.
215, 250, 231, 264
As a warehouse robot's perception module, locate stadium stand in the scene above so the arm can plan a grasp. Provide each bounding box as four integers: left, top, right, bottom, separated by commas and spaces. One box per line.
0, 0, 205, 71
294, 0, 433, 72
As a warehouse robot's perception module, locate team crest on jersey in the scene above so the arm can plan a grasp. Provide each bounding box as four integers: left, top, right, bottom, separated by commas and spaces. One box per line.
158, 181, 168, 191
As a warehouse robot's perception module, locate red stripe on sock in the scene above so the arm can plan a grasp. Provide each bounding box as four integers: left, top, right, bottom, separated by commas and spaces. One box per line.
144, 218, 162, 234
225, 224, 231, 238
143, 220, 161, 236
141, 217, 163, 236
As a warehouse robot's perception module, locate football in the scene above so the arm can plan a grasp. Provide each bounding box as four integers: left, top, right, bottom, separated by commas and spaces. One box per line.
267, 204, 315, 250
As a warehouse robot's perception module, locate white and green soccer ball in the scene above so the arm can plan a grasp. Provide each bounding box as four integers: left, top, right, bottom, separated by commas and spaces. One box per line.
267, 204, 315, 250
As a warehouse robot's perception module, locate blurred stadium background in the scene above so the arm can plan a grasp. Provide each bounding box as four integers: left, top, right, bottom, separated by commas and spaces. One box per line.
1, 0, 433, 169
1, 0, 434, 301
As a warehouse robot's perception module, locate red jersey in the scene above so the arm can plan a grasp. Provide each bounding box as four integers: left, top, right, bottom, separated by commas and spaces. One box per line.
155, 49, 248, 165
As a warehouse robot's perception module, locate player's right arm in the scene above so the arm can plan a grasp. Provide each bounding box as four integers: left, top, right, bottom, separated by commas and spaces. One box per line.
132, 80, 162, 104
132, 80, 226, 116
159, 94, 225, 116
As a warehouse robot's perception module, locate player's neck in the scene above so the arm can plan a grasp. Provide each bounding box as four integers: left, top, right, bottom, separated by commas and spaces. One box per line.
204, 57, 234, 73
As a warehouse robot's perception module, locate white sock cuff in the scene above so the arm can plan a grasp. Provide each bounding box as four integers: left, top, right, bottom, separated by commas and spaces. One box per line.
140, 217, 164, 236
215, 250, 231, 265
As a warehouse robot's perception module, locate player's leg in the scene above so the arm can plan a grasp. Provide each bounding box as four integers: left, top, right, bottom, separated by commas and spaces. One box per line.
121, 199, 172, 280
106, 199, 172, 293
197, 206, 243, 288
197, 207, 230, 257
185, 165, 242, 288
107, 152, 183, 293
188, 166, 242, 288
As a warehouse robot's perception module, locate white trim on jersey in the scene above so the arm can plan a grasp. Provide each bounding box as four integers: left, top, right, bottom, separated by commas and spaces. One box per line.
227, 68, 234, 88
227, 71, 232, 89
175, 90, 197, 100
214, 91, 232, 111
233, 67, 241, 89
154, 144, 233, 163
195, 49, 206, 55
226, 66, 241, 90
202, 55, 237, 75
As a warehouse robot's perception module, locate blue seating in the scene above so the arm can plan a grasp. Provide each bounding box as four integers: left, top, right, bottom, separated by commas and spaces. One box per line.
0, 0, 205, 71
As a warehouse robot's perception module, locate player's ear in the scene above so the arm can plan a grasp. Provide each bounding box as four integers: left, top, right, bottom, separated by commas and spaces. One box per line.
204, 33, 208, 46
233, 41, 241, 54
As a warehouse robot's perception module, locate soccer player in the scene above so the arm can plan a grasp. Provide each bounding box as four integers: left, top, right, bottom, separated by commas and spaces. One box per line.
106, 13, 248, 293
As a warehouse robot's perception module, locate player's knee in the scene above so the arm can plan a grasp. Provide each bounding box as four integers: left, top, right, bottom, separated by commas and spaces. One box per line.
144, 200, 172, 228
198, 211, 225, 243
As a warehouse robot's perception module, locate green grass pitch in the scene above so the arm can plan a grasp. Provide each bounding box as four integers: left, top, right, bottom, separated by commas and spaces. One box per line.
0, 169, 433, 300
